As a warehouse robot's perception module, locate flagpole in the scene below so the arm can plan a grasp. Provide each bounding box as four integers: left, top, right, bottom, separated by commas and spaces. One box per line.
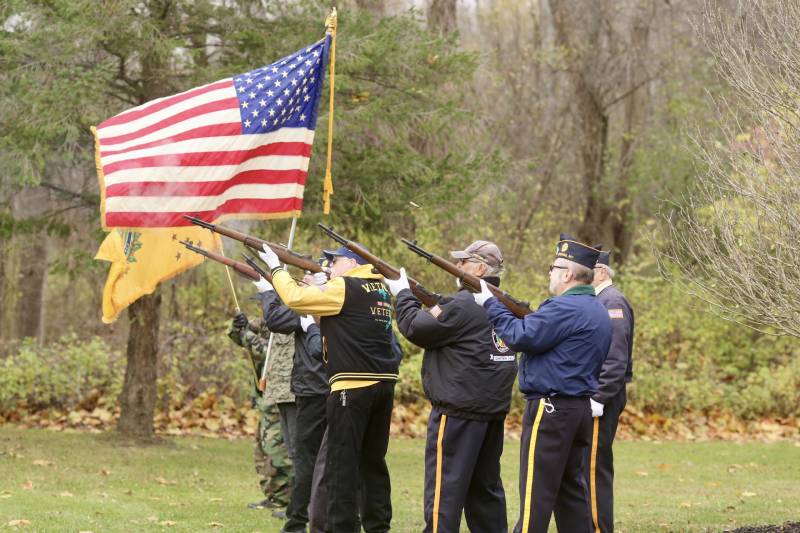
260, 216, 298, 395
323, 7, 337, 214
214, 233, 261, 384
217, 237, 241, 313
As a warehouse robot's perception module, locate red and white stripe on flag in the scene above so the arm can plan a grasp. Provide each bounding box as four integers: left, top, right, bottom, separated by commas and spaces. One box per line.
93, 37, 329, 228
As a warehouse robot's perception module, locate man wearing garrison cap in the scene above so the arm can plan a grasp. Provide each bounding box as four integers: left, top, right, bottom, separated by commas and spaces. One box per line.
586, 250, 635, 533
473, 234, 613, 533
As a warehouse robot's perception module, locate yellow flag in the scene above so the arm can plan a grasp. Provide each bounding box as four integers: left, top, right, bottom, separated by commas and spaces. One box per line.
94, 227, 220, 323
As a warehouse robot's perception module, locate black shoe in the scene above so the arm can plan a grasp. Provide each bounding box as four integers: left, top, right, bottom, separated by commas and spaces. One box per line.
247, 498, 282, 510
271, 509, 287, 519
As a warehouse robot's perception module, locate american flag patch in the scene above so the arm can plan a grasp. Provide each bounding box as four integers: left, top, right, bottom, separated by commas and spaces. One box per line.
608, 309, 624, 320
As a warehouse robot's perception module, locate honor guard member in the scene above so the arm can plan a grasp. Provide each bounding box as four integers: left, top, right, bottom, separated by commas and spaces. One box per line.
260, 266, 330, 533
258, 243, 399, 533
228, 289, 297, 513
586, 250, 634, 533
387, 240, 517, 533
473, 234, 612, 533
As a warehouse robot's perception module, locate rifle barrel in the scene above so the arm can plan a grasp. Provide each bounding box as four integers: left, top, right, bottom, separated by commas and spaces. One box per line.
401, 238, 531, 318
316, 226, 441, 307
184, 215, 324, 274
180, 240, 260, 281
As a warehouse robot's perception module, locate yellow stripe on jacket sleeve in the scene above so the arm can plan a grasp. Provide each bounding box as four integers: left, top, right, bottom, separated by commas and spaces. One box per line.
590, 417, 601, 533
271, 269, 346, 316
521, 399, 546, 533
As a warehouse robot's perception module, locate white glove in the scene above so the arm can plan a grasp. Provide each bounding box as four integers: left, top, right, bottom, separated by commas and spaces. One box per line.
300, 315, 315, 332
258, 244, 281, 269
590, 398, 604, 418
253, 276, 273, 293
384, 267, 410, 296
313, 271, 328, 286
472, 279, 494, 306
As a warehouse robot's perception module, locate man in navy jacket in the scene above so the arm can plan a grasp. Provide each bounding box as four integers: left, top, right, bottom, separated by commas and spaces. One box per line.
586, 250, 634, 533
473, 234, 612, 533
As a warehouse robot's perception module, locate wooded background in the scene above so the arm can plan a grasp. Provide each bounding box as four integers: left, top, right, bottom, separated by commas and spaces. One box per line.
1, 0, 798, 439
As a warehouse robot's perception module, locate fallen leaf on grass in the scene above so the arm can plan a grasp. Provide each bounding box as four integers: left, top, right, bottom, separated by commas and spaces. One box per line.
31, 459, 54, 467
146, 515, 158, 522
657, 463, 670, 471
208, 497, 223, 502
21, 481, 33, 490
159, 520, 176, 526
705, 482, 720, 488
99, 469, 111, 476
207, 522, 224, 528
7, 520, 31, 527
79, 530, 95, 533
680, 502, 692, 508
154, 477, 176, 486
59, 491, 74, 497
635, 471, 649, 477
0, 494, 11, 499
740, 491, 757, 497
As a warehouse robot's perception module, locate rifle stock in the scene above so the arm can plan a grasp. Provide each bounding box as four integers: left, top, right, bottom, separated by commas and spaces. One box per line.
317, 224, 442, 307
180, 241, 261, 281
183, 215, 325, 275
401, 238, 532, 318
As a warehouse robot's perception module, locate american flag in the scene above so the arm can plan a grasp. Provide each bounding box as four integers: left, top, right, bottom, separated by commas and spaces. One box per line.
94, 36, 330, 228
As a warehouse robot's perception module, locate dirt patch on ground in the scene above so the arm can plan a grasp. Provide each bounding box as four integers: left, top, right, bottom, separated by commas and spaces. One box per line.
724, 522, 800, 533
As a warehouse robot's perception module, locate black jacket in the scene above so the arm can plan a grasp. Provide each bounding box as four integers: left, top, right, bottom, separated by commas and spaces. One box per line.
261, 290, 329, 397
594, 284, 634, 403
395, 285, 518, 421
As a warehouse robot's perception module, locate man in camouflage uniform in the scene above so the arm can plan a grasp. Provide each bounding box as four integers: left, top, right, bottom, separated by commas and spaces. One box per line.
229, 289, 297, 513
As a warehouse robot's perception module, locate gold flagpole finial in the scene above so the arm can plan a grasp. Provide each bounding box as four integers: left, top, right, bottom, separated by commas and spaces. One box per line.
325, 7, 338, 33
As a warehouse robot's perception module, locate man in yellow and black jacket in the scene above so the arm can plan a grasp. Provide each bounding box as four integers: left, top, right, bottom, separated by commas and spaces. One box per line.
258, 243, 398, 533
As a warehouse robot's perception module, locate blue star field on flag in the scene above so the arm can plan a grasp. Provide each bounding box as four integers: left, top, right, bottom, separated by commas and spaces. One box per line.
233, 35, 330, 134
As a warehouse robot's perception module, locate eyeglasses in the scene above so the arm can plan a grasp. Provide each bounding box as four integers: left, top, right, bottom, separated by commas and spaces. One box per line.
548, 264, 568, 273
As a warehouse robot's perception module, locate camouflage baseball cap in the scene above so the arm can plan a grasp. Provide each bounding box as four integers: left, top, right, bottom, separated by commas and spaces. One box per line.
450, 240, 503, 269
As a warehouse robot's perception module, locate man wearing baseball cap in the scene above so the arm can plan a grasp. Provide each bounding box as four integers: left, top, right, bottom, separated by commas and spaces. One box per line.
386, 240, 517, 533
257, 242, 398, 533
473, 234, 612, 533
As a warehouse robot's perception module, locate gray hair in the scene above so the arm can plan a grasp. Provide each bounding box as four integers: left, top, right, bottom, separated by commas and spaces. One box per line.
483, 262, 504, 278
568, 262, 594, 284
597, 263, 615, 279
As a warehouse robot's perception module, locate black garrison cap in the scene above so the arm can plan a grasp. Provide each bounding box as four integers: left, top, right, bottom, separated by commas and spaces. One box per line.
554, 233, 602, 269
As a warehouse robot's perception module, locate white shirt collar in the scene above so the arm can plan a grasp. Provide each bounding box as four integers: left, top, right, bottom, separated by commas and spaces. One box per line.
595, 279, 613, 295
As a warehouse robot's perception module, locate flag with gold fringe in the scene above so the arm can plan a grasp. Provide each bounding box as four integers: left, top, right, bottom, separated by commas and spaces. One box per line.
94, 228, 220, 323
92, 10, 338, 322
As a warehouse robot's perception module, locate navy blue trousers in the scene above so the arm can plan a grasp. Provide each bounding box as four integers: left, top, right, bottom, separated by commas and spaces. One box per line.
586, 387, 627, 533
514, 396, 593, 533
423, 406, 508, 533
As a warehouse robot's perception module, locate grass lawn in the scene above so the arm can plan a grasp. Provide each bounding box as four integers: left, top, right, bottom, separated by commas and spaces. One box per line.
0, 427, 798, 532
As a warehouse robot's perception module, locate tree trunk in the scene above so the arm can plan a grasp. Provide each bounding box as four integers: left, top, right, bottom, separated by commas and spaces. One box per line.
9, 187, 50, 342
117, 291, 161, 439
115, 4, 172, 439
428, 0, 457, 34
609, 10, 651, 264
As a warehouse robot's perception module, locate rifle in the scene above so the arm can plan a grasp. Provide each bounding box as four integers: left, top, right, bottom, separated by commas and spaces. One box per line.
317, 223, 442, 307
181, 241, 262, 281
184, 215, 326, 275
401, 238, 532, 318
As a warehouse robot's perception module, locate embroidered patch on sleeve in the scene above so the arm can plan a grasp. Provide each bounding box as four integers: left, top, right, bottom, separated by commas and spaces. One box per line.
608, 308, 624, 320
